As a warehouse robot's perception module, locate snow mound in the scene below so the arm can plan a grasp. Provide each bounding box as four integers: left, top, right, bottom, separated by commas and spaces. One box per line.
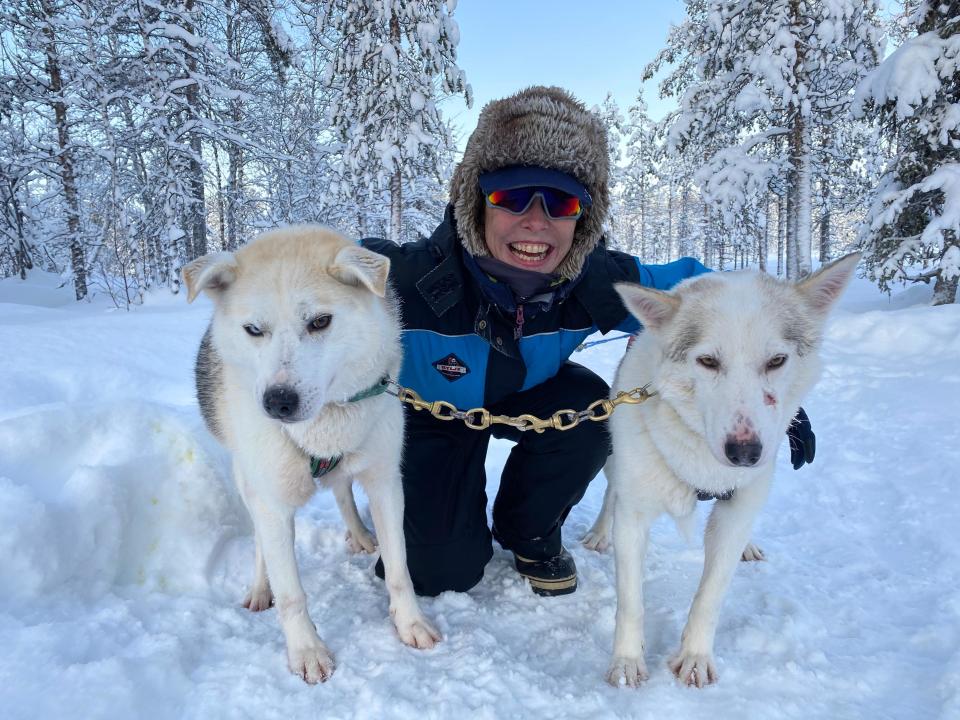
0, 402, 245, 602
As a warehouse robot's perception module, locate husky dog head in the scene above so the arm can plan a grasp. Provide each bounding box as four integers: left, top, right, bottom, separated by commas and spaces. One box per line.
183, 226, 396, 424
616, 254, 859, 469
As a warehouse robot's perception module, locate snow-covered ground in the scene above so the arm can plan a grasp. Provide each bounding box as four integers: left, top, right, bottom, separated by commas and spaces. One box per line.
1, 270, 958, 720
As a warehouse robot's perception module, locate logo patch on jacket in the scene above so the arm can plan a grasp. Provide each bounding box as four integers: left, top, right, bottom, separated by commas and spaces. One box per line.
433, 353, 470, 382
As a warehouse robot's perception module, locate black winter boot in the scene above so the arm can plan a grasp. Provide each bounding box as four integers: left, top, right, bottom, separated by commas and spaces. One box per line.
513, 548, 578, 596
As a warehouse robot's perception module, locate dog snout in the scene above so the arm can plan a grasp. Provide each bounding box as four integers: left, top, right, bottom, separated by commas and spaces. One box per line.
724, 437, 763, 467
263, 385, 300, 421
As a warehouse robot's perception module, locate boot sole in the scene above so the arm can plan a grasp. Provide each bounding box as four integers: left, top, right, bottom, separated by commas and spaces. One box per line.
520, 574, 578, 596
513, 553, 578, 596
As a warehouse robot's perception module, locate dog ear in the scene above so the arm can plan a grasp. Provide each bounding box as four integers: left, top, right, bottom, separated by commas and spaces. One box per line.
330, 245, 391, 297
614, 282, 680, 331
794, 252, 860, 314
182, 251, 239, 303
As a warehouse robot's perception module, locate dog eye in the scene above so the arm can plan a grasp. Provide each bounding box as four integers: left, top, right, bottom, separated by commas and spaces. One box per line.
767, 354, 787, 370
697, 355, 720, 370
243, 324, 263, 337
308, 314, 332, 333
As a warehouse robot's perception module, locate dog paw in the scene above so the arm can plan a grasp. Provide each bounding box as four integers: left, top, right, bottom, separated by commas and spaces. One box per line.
668, 650, 718, 688
345, 528, 377, 554
606, 656, 649, 687
741, 542, 766, 562
395, 615, 442, 650
287, 640, 336, 684
242, 584, 274, 612
581, 528, 611, 552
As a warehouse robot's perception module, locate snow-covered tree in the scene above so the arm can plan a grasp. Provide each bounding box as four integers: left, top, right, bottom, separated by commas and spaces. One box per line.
321, 0, 471, 244
855, 0, 960, 305
1, 0, 93, 298
649, 0, 883, 277
619, 93, 658, 258
595, 93, 626, 246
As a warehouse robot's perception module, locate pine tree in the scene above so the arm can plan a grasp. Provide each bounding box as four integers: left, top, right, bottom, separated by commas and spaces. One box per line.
620, 93, 658, 258
855, 1, 960, 305
596, 93, 626, 247
321, 0, 471, 244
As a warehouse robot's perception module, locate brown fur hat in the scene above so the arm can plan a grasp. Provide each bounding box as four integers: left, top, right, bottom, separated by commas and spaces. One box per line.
449, 86, 610, 280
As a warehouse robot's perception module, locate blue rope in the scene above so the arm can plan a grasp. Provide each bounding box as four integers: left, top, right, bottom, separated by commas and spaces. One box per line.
574, 333, 634, 352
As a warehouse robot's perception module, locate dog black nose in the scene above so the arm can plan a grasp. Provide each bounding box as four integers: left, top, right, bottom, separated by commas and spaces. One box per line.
724, 439, 763, 467
263, 386, 300, 420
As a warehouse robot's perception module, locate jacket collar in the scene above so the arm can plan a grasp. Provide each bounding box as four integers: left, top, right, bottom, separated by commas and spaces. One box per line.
414, 207, 466, 317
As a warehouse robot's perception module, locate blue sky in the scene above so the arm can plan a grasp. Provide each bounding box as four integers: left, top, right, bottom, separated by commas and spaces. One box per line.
445, 0, 687, 149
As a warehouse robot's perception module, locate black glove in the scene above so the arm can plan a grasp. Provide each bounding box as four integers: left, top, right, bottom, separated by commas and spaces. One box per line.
787, 407, 816, 470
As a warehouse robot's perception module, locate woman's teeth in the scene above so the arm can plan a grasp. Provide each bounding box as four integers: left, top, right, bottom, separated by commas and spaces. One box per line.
509, 243, 550, 260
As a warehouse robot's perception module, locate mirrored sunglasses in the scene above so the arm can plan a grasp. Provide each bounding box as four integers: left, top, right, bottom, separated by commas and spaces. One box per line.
485, 186, 583, 220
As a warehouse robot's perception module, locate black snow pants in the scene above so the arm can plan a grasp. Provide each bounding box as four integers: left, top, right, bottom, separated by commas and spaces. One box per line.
376, 361, 611, 596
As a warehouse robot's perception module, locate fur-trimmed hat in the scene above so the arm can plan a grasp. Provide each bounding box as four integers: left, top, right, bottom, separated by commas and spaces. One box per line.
449, 86, 610, 280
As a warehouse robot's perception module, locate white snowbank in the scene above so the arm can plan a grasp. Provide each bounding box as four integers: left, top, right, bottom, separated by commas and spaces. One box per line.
0, 272, 958, 719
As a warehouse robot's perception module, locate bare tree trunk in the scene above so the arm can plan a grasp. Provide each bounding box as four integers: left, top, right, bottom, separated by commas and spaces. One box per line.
788, 0, 812, 278
226, 146, 240, 250
41, 1, 86, 300
777, 193, 785, 276
225, 5, 242, 251
760, 193, 770, 272
787, 180, 798, 279
933, 232, 959, 305
639, 175, 647, 259
185, 105, 206, 258
819, 209, 831, 264
389, 168, 402, 244
796, 124, 813, 276
183, 0, 207, 260
702, 201, 712, 267
212, 142, 226, 251
679, 185, 690, 257
4, 178, 32, 279
666, 180, 674, 262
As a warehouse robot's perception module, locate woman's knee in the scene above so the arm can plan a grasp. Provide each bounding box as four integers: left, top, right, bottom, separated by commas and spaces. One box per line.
397, 530, 493, 596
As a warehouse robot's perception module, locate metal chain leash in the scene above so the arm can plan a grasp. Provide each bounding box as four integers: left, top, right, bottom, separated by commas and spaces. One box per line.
381, 379, 656, 434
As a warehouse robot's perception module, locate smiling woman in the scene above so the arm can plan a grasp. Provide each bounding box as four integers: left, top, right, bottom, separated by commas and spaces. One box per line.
361, 85, 711, 599
483, 196, 576, 273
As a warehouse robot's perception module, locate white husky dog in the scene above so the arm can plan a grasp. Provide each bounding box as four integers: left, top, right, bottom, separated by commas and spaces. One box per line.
587, 254, 859, 688
182, 226, 440, 684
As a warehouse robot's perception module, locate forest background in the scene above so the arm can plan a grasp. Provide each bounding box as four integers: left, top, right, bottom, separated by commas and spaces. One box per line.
1, 0, 957, 306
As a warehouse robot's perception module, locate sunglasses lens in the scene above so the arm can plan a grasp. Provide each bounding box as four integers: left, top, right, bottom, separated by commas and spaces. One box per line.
487, 188, 536, 213
541, 189, 582, 218
487, 187, 583, 219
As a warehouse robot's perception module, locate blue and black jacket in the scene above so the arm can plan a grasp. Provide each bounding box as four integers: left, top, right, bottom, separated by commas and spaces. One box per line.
363, 207, 709, 410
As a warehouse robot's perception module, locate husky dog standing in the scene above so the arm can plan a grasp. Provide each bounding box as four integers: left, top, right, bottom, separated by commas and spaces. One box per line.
589, 254, 859, 688
182, 226, 440, 684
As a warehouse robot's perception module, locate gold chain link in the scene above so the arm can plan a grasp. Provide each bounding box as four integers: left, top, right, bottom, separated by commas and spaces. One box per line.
383, 380, 655, 433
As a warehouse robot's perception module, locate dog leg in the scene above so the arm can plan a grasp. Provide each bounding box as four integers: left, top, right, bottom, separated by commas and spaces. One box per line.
235, 461, 274, 611
359, 464, 441, 650
242, 533, 274, 611
669, 476, 771, 687
331, 480, 377, 554
606, 498, 655, 688
582, 480, 614, 552
248, 495, 335, 684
